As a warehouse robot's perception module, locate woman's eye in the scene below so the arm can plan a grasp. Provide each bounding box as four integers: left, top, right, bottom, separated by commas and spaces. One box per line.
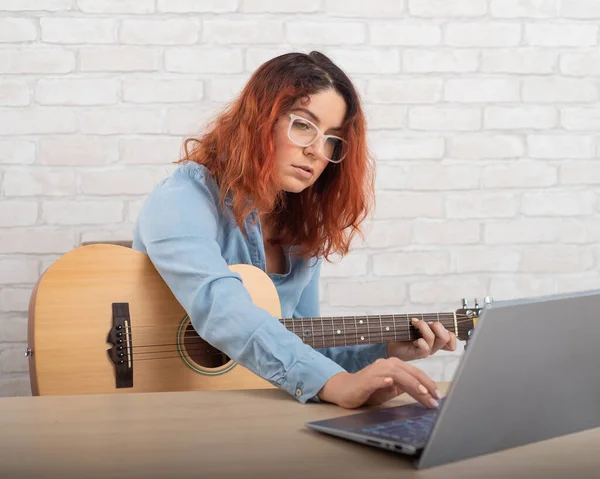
293, 120, 310, 130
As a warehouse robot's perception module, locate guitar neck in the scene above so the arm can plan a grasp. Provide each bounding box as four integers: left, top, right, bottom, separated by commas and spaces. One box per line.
280, 312, 461, 348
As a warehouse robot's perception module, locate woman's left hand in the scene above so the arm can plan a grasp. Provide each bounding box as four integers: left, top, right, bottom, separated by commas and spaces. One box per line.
386, 318, 457, 361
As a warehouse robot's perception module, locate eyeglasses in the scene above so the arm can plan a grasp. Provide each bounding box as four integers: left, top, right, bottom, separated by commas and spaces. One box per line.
286, 113, 348, 163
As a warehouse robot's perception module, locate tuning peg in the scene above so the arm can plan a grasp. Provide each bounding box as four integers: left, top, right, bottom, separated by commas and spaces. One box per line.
474, 298, 479, 308
484, 296, 493, 304
461, 298, 467, 308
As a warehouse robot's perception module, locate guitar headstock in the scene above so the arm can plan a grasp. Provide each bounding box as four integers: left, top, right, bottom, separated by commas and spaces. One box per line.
454, 296, 493, 341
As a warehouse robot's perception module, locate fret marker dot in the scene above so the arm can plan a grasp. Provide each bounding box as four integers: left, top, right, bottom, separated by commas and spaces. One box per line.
360, 336, 364, 341
359, 320, 363, 324
386, 327, 390, 331
337, 329, 341, 334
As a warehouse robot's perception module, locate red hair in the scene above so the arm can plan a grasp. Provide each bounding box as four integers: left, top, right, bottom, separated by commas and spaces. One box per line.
181, 51, 374, 261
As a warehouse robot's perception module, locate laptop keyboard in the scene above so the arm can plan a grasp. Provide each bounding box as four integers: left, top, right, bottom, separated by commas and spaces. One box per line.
360, 411, 438, 447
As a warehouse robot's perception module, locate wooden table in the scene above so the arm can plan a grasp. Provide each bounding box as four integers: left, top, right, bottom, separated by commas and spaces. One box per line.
1, 383, 599, 478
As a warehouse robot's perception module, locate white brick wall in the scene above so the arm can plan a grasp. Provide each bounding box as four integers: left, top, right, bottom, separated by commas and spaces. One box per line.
1, 1, 599, 397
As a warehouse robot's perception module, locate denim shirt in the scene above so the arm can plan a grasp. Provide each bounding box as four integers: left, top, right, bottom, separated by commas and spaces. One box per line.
132, 161, 387, 403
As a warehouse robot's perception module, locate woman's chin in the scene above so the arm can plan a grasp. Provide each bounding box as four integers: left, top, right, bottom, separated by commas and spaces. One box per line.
279, 177, 310, 194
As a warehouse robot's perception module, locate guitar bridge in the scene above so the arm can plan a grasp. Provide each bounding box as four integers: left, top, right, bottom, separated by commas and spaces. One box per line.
107, 303, 133, 388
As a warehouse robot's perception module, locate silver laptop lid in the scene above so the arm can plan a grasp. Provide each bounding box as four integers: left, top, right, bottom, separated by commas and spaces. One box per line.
418, 289, 600, 469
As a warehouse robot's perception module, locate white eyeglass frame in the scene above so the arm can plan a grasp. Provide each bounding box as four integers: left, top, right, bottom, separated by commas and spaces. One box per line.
286, 113, 347, 163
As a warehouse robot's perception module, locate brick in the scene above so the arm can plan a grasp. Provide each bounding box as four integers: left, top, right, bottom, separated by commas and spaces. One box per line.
127, 200, 145, 222
454, 248, 520, 273
0, 18, 37, 42
122, 79, 203, 103
409, 107, 481, 131
0, 141, 35, 165
0, 49, 74, 73
80, 226, 135, 245
367, 79, 442, 103
164, 105, 220, 135
203, 20, 283, 44
244, 0, 320, 11
0, 315, 27, 342
409, 0, 486, 16
78, 168, 166, 195
78, 0, 155, 13
410, 276, 488, 304
329, 281, 407, 308
490, 276, 555, 300
562, 108, 600, 130
40, 137, 118, 166
373, 251, 451, 276
522, 78, 597, 102
320, 253, 368, 278
481, 48, 555, 74
0, 110, 77, 135
368, 133, 444, 160
326, 0, 404, 17
120, 137, 183, 164
403, 49, 478, 73
0, 374, 31, 397
1, 0, 71, 11
484, 106, 558, 129
120, 19, 200, 45
0, 80, 30, 106
245, 48, 290, 71
80, 47, 160, 72
0, 259, 39, 285
41, 18, 116, 44
520, 246, 594, 273
561, 0, 600, 18
446, 193, 517, 218
522, 191, 596, 216
0, 228, 75, 254
287, 22, 365, 45
491, 0, 559, 17
413, 220, 480, 245
445, 78, 519, 103
449, 135, 524, 158
158, 0, 238, 12
165, 48, 243, 73
206, 76, 249, 102
371, 24, 441, 46
325, 49, 400, 74
528, 135, 594, 159
560, 161, 600, 185
35, 79, 118, 106
375, 192, 444, 219
560, 53, 600, 76
0, 345, 29, 372
482, 161, 557, 188
364, 105, 407, 129
42, 200, 123, 225
362, 221, 412, 249
3, 170, 76, 197
0, 286, 34, 311
79, 108, 162, 134
525, 24, 597, 47
445, 23, 521, 47
555, 276, 600, 295
376, 164, 479, 191
485, 218, 564, 244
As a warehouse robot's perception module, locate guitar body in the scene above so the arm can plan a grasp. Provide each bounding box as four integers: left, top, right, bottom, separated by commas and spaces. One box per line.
28, 244, 277, 396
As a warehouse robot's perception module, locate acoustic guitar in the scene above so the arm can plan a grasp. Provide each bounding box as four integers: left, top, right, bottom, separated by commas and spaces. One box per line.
27, 244, 485, 396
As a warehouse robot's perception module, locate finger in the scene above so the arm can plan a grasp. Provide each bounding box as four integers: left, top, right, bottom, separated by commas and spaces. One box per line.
388, 368, 439, 409
366, 385, 402, 407
442, 331, 457, 352
411, 318, 435, 352
400, 361, 443, 402
427, 321, 451, 354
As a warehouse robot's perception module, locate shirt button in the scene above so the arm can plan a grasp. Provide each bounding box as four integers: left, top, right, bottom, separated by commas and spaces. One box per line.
295, 388, 302, 397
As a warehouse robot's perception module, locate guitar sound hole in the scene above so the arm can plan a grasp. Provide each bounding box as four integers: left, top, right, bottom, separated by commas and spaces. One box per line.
183, 323, 230, 368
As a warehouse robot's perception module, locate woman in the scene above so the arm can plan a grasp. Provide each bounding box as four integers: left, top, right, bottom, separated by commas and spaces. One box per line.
133, 51, 456, 409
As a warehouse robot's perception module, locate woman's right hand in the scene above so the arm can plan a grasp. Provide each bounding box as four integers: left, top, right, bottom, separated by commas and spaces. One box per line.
317, 357, 442, 410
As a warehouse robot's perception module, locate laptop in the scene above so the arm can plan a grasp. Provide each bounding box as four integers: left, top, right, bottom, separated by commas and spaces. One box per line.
306, 289, 600, 469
